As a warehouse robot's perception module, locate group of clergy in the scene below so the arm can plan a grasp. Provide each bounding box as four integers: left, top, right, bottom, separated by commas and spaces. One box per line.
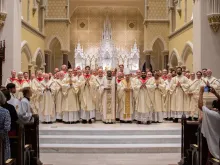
4, 64, 220, 124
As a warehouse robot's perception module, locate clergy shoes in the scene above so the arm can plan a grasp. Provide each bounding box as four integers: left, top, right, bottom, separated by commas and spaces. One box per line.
173, 118, 179, 123
82, 120, 87, 124
88, 119, 92, 124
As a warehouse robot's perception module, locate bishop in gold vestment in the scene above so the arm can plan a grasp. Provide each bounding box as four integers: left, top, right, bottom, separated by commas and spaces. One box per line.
118, 68, 134, 123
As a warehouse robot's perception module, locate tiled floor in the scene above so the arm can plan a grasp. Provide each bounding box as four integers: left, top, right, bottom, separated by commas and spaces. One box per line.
41, 153, 180, 165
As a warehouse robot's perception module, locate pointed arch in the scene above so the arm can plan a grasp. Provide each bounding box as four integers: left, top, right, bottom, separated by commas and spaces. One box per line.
47, 35, 64, 50
33, 48, 45, 65
150, 36, 167, 50
181, 41, 193, 62
169, 48, 182, 67
21, 40, 32, 63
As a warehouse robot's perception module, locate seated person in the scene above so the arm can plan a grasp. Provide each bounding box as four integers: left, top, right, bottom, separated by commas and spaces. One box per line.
18, 87, 34, 123
0, 91, 11, 161
6, 83, 20, 111
1, 89, 18, 136
198, 86, 220, 160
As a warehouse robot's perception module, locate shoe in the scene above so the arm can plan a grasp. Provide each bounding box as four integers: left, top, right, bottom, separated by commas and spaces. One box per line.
116, 118, 120, 121
82, 120, 87, 124
146, 121, 151, 125
120, 120, 125, 123
188, 117, 192, 121
173, 118, 178, 123
88, 119, 92, 124
137, 121, 142, 124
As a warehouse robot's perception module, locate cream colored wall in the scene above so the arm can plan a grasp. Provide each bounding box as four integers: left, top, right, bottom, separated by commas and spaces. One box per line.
148, 0, 168, 19
22, 0, 39, 29
169, 25, 193, 69
21, 27, 45, 72
21, 51, 29, 72
47, 0, 67, 18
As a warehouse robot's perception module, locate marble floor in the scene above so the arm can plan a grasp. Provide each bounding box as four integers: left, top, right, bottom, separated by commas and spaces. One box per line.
41, 153, 180, 165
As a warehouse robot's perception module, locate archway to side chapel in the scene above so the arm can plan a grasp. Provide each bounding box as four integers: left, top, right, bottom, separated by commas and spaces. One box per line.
49, 37, 62, 72
170, 50, 179, 69
151, 38, 165, 70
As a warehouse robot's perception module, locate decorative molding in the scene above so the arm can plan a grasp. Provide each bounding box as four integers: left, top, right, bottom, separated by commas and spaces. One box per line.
22, 20, 45, 39
208, 14, 220, 32
143, 50, 152, 55
144, 19, 169, 26
0, 12, 7, 29
32, 7, 37, 16
44, 49, 52, 55
169, 20, 193, 39
45, 18, 71, 24
61, 50, 69, 55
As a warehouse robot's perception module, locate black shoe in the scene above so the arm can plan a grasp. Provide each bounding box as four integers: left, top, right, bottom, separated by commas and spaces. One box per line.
56, 119, 62, 122
137, 121, 142, 124
127, 121, 132, 124
120, 120, 125, 123
116, 118, 120, 121
194, 117, 198, 121
164, 118, 168, 121
82, 120, 87, 124
88, 119, 92, 124
146, 121, 151, 125
173, 118, 178, 123
188, 117, 192, 121
169, 118, 173, 121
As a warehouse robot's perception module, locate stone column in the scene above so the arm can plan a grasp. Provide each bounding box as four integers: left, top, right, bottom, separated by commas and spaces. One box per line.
62, 50, 68, 66
28, 64, 33, 77
44, 50, 51, 73
193, 0, 220, 76
162, 50, 169, 70
2, 0, 21, 83
144, 50, 152, 70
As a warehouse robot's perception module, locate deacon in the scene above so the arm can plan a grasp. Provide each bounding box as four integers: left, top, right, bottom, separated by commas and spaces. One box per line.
101, 69, 116, 124
40, 73, 56, 123
79, 66, 96, 124
62, 69, 80, 124
152, 71, 165, 123
170, 67, 190, 122
5, 70, 17, 86
118, 68, 134, 123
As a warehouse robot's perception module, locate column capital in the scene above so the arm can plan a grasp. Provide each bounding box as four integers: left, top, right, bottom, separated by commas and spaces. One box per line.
162, 50, 169, 56
44, 49, 52, 55
143, 49, 152, 55
61, 49, 69, 55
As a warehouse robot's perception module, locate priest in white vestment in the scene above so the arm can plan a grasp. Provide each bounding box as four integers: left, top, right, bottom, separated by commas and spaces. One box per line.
40, 74, 56, 123
62, 69, 80, 124
118, 68, 134, 123
170, 67, 190, 122
14, 72, 29, 100
134, 71, 153, 124
116, 72, 124, 121
5, 70, 17, 87
31, 71, 44, 114
55, 71, 65, 121
205, 69, 220, 91
152, 72, 166, 123
95, 69, 105, 114
79, 66, 97, 124
198, 86, 220, 160
164, 73, 172, 119
100, 69, 116, 124
188, 71, 206, 120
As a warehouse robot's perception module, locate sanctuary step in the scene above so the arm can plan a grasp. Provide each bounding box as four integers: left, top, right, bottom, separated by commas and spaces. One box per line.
39, 122, 181, 153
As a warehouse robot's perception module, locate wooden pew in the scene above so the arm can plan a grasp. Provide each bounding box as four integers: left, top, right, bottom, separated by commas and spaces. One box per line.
0, 135, 16, 165
179, 114, 200, 165
24, 114, 42, 165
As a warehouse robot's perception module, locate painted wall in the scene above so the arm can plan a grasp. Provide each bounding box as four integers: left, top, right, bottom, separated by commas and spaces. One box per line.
169, 25, 193, 69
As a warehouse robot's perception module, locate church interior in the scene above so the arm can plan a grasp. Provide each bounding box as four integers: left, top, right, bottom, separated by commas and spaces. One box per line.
0, 0, 220, 165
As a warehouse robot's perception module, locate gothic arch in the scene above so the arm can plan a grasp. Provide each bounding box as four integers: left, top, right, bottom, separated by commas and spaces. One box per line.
181, 41, 193, 62
21, 40, 32, 63
33, 48, 45, 65
47, 35, 64, 50
169, 48, 182, 67
150, 36, 167, 50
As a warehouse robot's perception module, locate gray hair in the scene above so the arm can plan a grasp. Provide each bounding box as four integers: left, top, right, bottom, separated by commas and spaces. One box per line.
0, 91, 6, 105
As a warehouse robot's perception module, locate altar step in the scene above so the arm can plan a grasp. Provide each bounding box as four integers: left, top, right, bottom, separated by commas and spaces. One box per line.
39, 126, 181, 153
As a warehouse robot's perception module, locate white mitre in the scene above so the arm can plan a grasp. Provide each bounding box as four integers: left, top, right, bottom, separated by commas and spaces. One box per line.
124, 68, 130, 75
